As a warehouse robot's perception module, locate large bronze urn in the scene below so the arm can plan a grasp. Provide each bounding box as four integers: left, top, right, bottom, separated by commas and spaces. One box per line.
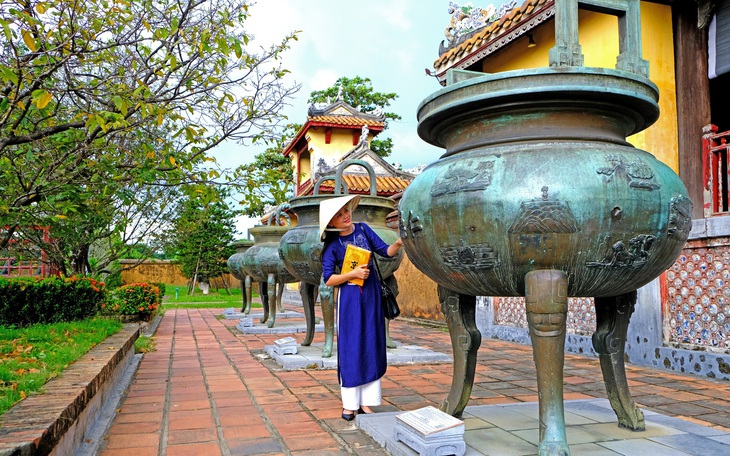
279, 160, 403, 357
242, 211, 297, 328
227, 239, 255, 313
399, 1, 692, 454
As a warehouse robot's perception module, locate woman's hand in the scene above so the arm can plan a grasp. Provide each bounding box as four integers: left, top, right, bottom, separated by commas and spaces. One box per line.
350, 264, 370, 281
387, 237, 404, 257
324, 264, 370, 287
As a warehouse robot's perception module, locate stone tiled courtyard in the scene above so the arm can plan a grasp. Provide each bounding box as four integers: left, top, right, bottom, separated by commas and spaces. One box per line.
86, 300, 730, 456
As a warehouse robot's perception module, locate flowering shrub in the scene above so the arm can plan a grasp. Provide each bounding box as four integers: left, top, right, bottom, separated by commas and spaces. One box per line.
107, 283, 159, 320
150, 282, 166, 304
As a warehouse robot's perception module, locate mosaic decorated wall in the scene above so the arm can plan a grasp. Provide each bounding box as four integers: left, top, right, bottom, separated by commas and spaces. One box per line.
494, 296, 597, 336
666, 238, 730, 350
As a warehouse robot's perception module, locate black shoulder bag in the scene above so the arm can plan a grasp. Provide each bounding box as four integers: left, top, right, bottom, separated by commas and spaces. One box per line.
371, 257, 400, 320
362, 224, 400, 320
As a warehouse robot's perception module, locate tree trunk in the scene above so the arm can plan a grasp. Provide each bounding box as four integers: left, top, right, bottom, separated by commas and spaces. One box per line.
70, 244, 90, 275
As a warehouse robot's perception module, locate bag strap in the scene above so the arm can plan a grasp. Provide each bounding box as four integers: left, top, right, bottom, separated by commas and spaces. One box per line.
360, 223, 384, 280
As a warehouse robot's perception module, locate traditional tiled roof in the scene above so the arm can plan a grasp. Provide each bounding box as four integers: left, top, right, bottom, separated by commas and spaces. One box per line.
432, 0, 553, 82
307, 114, 385, 128
283, 100, 385, 156
311, 175, 411, 197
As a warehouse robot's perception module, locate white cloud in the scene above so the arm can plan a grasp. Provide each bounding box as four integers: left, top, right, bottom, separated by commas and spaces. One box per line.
373, 0, 413, 30
308, 69, 340, 91
246, 1, 300, 49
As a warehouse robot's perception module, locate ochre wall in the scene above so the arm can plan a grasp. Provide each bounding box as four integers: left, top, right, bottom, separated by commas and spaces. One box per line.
393, 254, 442, 321
119, 260, 236, 288
480, 4, 679, 171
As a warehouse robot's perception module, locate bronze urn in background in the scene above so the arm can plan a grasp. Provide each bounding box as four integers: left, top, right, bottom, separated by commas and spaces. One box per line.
227, 239, 255, 313
279, 160, 403, 357
241, 209, 297, 328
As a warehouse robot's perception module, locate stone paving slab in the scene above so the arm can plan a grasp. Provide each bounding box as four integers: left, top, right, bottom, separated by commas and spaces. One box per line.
357, 398, 730, 456
236, 319, 325, 334
222, 308, 306, 320
263, 341, 453, 370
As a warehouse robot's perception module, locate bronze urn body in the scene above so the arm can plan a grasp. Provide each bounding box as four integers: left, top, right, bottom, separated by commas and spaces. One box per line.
398, 1, 692, 454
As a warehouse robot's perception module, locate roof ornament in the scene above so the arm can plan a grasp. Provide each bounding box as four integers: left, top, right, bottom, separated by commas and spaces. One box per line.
444, 1, 517, 46
336, 85, 344, 101
357, 125, 370, 148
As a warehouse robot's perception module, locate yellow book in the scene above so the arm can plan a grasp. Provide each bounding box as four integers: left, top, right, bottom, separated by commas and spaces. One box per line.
342, 244, 371, 286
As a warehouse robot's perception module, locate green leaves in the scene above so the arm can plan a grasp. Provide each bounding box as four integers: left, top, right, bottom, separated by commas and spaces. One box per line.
0, 66, 18, 85
235, 145, 295, 218
0, 0, 300, 274
307, 76, 400, 157
112, 96, 128, 116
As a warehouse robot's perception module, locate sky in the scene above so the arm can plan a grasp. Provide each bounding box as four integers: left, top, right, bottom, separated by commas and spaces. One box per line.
214, 0, 458, 234
213, 0, 453, 172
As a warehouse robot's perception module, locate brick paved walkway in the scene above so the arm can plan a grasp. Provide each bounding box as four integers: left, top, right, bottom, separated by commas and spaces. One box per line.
97, 302, 730, 456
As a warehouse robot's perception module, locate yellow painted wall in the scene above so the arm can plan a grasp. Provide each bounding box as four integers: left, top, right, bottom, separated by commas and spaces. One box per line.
300, 126, 374, 184
299, 154, 311, 182
308, 127, 356, 164
480, 3, 678, 171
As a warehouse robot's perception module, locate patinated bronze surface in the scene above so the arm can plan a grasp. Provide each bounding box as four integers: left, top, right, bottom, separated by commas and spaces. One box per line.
279, 160, 403, 357
242, 212, 297, 328
399, 0, 692, 454
227, 239, 255, 313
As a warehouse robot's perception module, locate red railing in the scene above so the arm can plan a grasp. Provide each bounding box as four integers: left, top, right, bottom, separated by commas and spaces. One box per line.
0, 227, 55, 278
0, 257, 49, 277
702, 124, 730, 216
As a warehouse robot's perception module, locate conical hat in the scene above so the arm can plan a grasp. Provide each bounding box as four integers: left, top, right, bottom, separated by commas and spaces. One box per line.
319, 195, 361, 241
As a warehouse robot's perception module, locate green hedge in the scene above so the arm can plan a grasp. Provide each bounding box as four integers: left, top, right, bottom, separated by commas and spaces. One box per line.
0, 277, 106, 326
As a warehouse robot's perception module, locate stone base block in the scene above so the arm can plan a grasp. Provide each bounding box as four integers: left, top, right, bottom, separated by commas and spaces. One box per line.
273, 337, 298, 355
237, 317, 254, 330
394, 406, 465, 456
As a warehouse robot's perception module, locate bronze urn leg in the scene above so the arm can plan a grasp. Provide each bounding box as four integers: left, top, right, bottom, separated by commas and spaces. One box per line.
525, 269, 570, 456
266, 274, 277, 328
592, 291, 645, 430
259, 281, 269, 324
319, 278, 335, 358
438, 285, 481, 419
300, 282, 317, 347
385, 320, 396, 349
277, 280, 285, 312
243, 275, 252, 315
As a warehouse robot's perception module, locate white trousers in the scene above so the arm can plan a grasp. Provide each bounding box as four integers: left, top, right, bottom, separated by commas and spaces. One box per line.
341, 378, 382, 411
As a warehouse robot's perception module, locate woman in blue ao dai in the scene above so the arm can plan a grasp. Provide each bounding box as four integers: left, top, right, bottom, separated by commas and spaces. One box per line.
319, 195, 403, 421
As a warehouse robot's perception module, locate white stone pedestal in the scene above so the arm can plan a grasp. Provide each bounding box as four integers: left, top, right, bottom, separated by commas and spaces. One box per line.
237, 317, 254, 330
273, 336, 298, 355
394, 406, 465, 456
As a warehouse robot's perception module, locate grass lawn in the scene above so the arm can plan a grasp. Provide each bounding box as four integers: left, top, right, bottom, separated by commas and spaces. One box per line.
0, 318, 123, 415
160, 283, 261, 310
